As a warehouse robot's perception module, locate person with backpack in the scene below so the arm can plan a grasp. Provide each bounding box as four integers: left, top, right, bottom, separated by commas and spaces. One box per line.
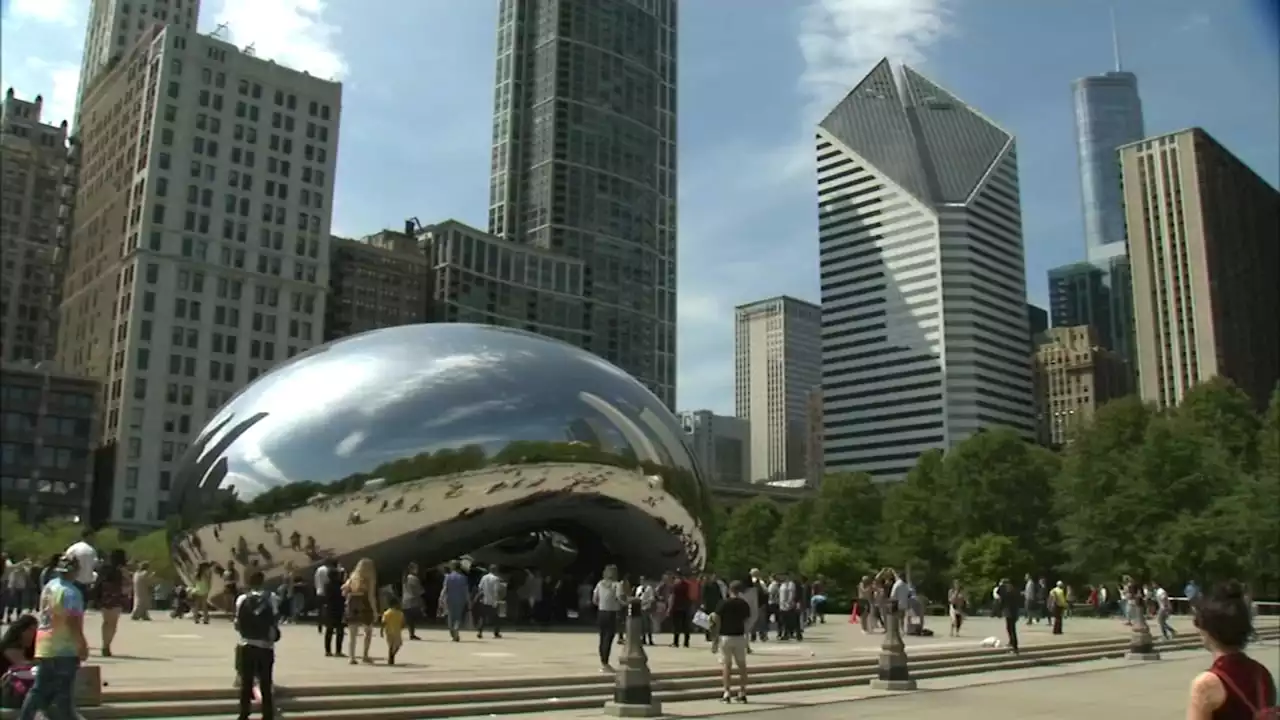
234, 570, 280, 720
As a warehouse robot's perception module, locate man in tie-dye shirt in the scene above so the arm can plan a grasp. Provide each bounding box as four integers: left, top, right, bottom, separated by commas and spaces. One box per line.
19, 553, 88, 720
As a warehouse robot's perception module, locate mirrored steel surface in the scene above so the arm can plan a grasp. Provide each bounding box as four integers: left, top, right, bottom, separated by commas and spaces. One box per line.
169, 324, 710, 587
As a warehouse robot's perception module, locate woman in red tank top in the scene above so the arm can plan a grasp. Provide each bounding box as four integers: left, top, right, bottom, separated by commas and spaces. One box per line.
1186, 582, 1277, 719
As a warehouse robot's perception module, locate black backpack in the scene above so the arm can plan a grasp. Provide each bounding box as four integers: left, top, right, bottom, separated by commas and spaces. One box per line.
237, 591, 280, 643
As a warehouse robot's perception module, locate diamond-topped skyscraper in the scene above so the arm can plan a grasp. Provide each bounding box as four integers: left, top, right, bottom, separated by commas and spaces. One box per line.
816, 60, 1035, 479
487, 0, 678, 408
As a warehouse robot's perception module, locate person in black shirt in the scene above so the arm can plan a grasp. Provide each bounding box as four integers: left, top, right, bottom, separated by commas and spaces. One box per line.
995, 578, 1020, 654
712, 581, 751, 704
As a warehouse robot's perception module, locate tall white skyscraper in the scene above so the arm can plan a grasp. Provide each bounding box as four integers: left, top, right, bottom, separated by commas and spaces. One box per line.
77, 0, 201, 115
57, 23, 341, 527
816, 59, 1035, 480
734, 295, 821, 483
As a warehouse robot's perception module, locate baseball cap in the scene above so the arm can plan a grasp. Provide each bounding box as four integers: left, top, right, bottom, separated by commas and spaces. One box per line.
55, 552, 80, 574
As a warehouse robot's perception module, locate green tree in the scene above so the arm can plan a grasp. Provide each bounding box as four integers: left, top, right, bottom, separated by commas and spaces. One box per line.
125, 530, 177, 581
1261, 385, 1280, 478
1055, 396, 1152, 581
812, 471, 881, 562
770, 498, 814, 572
951, 533, 1031, 599
880, 450, 951, 596
1233, 386, 1280, 594
941, 428, 1058, 568
799, 540, 865, 597
1177, 377, 1261, 471
713, 498, 781, 579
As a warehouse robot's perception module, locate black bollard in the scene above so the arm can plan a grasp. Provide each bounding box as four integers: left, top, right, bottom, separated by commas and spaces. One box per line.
1125, 601, 1161, 661
603, 599, 663, 717
869, 601, 917, 691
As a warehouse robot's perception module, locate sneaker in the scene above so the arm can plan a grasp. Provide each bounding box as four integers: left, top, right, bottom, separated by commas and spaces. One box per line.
735, 693, 748, 703
600, 664, 615, 673
720, 692, 732, 703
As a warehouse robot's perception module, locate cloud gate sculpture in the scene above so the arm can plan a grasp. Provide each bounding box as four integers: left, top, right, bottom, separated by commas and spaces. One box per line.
168, 324, 711, 588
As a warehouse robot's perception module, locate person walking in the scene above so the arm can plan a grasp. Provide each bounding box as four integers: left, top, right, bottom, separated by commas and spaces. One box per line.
996, 578, 1020, 654
592, 565, 623, 672
130, 563, 154, 621
947, 580, 967, 637
342, 559, 379, 665
1154, 582, 1177, 640
400, 563, 424, 641
669, 571, 692, 648
320, 560, 346, 657
1049, 581, 1067, 635
18, 553, 89, 720
712, 581, 751, 704
380, 597, 405, 666
233, 570, 279, 720
475, 566, 506, 640
439, 562, 470, 642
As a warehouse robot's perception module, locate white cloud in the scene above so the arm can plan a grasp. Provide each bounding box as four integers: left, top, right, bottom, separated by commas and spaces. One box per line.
797, 0, 954, 121
8, 0, 78, 25
210, 0, 346, 80
0, 59, 80, 128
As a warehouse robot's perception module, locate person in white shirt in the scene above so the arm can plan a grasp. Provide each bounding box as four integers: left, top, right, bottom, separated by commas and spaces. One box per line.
634, 577, 657, 646
476, 566, 506, 639
1154, 584, 1176, 640
592, 566, 623, 671
64, 530, 99, 598
777, 573, 800, 641
313, 563, 330, 634
889, 570, 912, 634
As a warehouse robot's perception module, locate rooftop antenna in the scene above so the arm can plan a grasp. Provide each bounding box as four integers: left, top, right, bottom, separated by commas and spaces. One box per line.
211, 22, 229, 40
1109, 7, 1123, 72
244, 43, 256, 57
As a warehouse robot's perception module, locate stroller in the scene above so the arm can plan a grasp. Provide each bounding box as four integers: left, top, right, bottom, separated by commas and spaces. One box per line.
170, 585, 192, 618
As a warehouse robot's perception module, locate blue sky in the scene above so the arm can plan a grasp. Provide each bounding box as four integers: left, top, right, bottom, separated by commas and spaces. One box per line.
3, 0, 1277, 416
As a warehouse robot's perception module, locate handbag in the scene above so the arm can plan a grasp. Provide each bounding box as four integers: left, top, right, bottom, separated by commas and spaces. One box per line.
692, 609, 712, 630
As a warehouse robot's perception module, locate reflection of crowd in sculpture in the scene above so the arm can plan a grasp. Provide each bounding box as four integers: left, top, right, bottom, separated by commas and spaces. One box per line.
171, 463, 707, 598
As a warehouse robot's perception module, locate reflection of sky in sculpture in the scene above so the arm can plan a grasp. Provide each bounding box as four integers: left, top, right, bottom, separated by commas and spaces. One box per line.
177, 324, 703, 507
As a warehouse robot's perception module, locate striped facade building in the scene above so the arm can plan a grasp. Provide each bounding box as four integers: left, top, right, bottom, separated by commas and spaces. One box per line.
816, 59, 1036, 479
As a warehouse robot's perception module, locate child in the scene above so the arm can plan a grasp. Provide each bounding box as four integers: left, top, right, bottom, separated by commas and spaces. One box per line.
381, 596, 406, 665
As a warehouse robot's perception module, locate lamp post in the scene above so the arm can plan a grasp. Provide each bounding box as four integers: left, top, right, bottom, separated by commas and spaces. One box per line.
869, 575, 916, 691
603, 599, 663, 717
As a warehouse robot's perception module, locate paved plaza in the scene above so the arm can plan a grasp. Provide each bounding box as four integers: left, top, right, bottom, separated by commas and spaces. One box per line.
72, 611, 1200, 691
459, 641, 1280, 719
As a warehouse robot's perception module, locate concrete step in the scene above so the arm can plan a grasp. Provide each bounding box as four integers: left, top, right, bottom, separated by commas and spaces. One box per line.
81, 631, 1263, 719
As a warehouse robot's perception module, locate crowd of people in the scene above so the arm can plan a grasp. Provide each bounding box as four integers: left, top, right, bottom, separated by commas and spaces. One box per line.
1, 530, 1276, 719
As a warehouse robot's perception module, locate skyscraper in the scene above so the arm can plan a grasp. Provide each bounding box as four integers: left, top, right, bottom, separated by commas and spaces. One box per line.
734, 295, 821, 483
1072, 41, 1144, 263
1, 90, 71, 363
487, 0, 678, 408
1121, 128, 1280, 410
76, 0, 201, 115
57, 23, 342, 527
817, 59, 1035, 480
1068, 27, 1144, 363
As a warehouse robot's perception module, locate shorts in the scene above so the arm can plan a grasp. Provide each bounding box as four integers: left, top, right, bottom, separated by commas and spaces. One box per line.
718, 634, 748, 667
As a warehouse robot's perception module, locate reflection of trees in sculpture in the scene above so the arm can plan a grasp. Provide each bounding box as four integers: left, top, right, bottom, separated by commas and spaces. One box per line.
190, 440, 714, 532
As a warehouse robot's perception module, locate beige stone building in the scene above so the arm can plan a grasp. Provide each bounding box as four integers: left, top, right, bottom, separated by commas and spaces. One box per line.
56, 23, 342, 527
1, 89, 72, 363
325, 227, 430, 341
1119, 128, 1280, 410
1033, 325, 1131, 446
